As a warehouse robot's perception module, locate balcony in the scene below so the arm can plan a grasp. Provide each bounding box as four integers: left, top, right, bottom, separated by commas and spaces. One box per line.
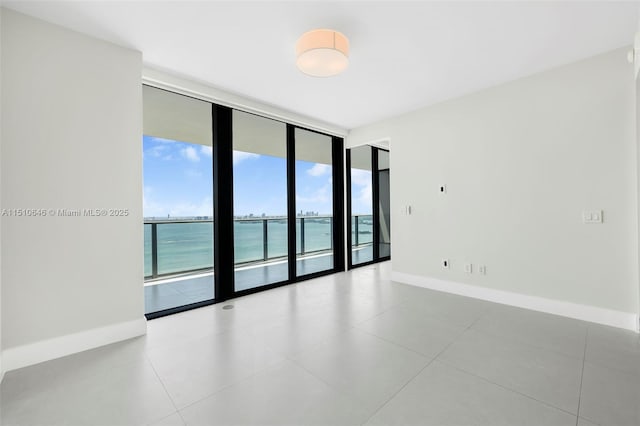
144, 215, 374, 314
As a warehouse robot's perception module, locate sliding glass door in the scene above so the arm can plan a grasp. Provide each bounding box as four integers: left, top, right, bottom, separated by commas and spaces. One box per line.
232, 111, 289, 291
142, 86, 344, 318
348, 145, 373, 266
294, 128, 336, 277
377, 150, 391, 258
347, 145, 391, 268
142, 86, 215, 315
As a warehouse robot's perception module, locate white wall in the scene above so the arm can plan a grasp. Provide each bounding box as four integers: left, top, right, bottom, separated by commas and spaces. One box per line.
1, 9, 145, 371
349, 47, 639, 330
0, 5, 3, 382
637, 34, 640, 324
143, 67, 347, 138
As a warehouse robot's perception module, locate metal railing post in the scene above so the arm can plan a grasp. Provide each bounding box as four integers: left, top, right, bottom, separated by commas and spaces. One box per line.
300, 217, 305, 255
144, 215, 337, 279
354, 215, 359, 246
263, 219, 268, 261
151, 223, 158, 278
330, 218, 333, 250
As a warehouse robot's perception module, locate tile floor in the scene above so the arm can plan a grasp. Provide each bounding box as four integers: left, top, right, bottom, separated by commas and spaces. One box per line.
2, 262, 639, 425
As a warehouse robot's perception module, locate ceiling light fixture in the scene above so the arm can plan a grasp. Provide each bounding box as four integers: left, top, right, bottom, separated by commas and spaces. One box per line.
296, 29, 349, 77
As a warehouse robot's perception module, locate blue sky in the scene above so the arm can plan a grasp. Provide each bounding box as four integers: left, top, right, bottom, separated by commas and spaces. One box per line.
143, 136, 373, 218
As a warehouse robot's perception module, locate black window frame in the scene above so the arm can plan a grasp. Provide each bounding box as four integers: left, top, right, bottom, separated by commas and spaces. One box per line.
346, 145, 391, 270
143, 86, 345, 319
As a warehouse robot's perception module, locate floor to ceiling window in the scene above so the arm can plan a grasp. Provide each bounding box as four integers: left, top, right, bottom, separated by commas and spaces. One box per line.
347, 145, 391, 268
142, 86, 344, 318
142, 85, 215, 316
377, 150, 391, 258
232, 110, 289, 291
294, 128, 336, 277
348, 145, 374, 266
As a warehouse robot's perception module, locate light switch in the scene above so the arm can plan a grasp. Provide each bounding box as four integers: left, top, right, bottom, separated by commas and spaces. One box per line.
582, 210, 603, 224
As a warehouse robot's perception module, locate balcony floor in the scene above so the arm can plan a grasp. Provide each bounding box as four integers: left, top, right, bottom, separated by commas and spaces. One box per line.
352, 244, 373, 265
144, 253, 335, 314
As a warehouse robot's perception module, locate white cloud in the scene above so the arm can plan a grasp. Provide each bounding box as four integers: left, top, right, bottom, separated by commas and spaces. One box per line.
350, 170, 372, 214
296, 183, 331, 204
351, 169, 371, 187
233, 151, 260, 165
307, 163, 330, 177
167, 197, 213, 217
143, 185, 213, 218
201, 146, 212, 157
146, 144, 169, 158
181, 146, 200, 162
357, 183, 373, 207
143, 186, 163, 218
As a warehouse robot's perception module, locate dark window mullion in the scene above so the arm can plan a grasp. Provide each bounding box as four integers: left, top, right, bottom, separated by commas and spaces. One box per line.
372, 147, 380, 261
345, 148, 353, 270
212, 104, 234, 301
332, 136, 345, 271
286, 124, 297, 281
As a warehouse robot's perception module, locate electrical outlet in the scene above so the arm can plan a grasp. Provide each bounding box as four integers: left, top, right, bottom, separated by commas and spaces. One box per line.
479, 265, 486, 275
442, 259, 449, 269
464, 263, 472, 274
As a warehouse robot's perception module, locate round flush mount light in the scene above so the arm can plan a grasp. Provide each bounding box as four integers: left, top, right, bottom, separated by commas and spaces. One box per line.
296, 29, 349, 77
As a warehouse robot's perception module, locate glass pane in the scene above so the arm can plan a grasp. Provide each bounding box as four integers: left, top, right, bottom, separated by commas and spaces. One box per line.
267, 219, 288, 259
157, 222, 213, 275
296, 219, 301, 254
350, 145, 373, 265
303, 217, 332, 252
234, 220, 264, 264
378, 150, 391, 258
144, 223, 152, 277
295, 128, 334, 276
142, 85, 214, 314
233, 110, 288, 291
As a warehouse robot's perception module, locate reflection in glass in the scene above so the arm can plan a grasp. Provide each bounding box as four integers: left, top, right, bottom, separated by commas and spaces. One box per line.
378, 150, 391, 258
350, 145, 373, 265
295, 128, 334, 276
233, 110, 288, 291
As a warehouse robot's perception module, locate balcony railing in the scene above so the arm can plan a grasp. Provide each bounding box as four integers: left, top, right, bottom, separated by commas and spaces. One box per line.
144, 214, 374, 280
351, 214, 373, 247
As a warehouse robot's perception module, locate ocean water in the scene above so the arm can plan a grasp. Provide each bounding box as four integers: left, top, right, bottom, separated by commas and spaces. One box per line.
144, 216, 373, 277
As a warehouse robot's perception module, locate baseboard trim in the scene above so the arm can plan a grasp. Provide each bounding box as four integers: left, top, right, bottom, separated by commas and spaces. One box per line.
392, 271, 639, 333
2, 317, 147, 373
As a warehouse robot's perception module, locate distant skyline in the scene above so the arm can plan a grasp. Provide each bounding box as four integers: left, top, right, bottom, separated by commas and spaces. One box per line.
143, 136, 372, 218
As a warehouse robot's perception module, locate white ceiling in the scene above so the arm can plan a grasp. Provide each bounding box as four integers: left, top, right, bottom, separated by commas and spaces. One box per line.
3, 1, 639, 129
